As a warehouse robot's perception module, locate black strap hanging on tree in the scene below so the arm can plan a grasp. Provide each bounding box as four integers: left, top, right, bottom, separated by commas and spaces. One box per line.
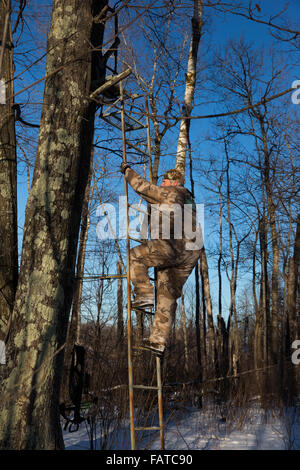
59, 344, 86, 432
69, 344, 86, 426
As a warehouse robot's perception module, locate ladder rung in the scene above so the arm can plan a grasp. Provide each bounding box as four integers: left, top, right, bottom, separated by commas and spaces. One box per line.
103, 110, 146, 132
76, 274, 127, 280
128, 204, 149, 216
127, 141, 150, 158
90, 68, 132, 99
133, 385, 159, 390
123, 112, 147, 129
117, 88, 164, 450
135, 426, 162, 431
129, 236, 144, 243
123, 90, 144, 100
131, 306, 154, 315
101, 97, 122, 115
133, 346, 163, 356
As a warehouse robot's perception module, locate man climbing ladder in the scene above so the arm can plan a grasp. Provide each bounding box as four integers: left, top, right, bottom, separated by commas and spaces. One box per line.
120, 163, 202, 357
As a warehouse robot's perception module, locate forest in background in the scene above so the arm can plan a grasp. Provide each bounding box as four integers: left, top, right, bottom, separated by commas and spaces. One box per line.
0, 0, 299, 450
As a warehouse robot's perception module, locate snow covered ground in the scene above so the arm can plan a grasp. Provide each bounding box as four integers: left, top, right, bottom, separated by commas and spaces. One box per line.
63, 403, 300, 450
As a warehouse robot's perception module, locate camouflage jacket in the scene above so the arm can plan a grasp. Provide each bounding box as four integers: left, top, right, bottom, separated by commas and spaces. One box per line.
124, 168, 201, 250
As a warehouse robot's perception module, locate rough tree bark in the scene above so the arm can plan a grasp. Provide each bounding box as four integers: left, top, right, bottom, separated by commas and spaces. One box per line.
0, 0, 108, 449
0, 0, 18, 342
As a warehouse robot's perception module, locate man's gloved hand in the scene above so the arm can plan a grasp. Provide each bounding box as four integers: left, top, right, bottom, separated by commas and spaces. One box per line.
120, 162, 131, 174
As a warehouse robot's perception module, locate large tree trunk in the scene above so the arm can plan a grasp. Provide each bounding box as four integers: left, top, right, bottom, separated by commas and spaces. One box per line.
175, 0, 203, 172
0, 0, 18, 342
0, 0, 108, 449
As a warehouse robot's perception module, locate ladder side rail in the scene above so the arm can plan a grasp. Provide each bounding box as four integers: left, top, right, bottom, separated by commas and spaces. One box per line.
101, 85, 165, 451
145, 95, 165, 450
120, 82, 136, 451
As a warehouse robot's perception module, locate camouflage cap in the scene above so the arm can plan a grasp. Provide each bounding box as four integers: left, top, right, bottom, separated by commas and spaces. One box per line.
163, 168, 185, 185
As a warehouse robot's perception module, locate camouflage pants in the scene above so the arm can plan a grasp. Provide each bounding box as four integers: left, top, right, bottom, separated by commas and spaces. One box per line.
130, 240, 200, 347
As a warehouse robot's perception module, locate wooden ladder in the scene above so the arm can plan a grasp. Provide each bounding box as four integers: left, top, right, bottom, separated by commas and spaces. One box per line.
120, 82, 165, 450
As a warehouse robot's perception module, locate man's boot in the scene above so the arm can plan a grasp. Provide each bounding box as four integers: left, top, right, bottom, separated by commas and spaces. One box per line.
131, 295, 154, 311
142, 338, 165, 357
